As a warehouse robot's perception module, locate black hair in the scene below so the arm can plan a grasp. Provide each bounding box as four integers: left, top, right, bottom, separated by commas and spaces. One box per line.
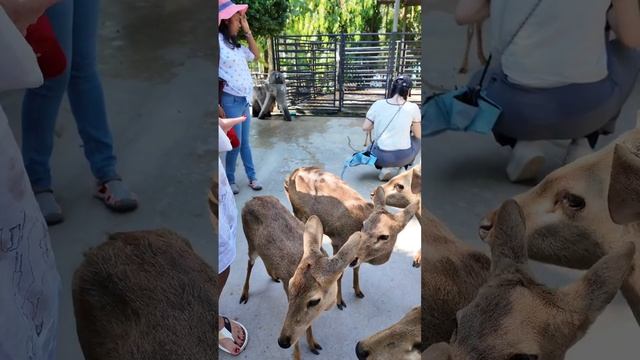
388, 75, 413, 100
219, 20, 241, 49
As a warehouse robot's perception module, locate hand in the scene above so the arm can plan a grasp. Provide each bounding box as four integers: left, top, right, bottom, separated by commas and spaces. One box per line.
240, 13, 251, 34
218, 104, 226, 118
219, 115, 247, 133
0, 0, 58, 34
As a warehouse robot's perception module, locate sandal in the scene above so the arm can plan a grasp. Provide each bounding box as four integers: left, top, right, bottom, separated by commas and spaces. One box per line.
219, 316, 248, 356
248, 180, 262, 191
94, 179, 138, 212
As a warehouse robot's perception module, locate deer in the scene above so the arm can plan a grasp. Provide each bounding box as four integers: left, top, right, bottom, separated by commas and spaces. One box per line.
284, 167, 418, 310
355, 306, 422, 360
608, 141, 640, 225
239, 196, 364, 359
479, 119, 640, 325
379, 165, 422, 267
426, 200, 635, 359
421, 206, 491, 348
72, 229, 217, 360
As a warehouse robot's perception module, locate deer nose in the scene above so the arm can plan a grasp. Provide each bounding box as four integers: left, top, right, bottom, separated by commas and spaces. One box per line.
355, 342, 369, 359
278, 336, 291, 349
479, 215, 494, 241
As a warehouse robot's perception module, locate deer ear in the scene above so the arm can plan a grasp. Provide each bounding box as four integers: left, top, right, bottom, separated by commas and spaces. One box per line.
608, 143, 640, 224
410, 166, 421, 194
488, 199, 527, 269
372, 186, 386, 209
303, 216, 324, 257
395, 200, 419, 226
559, 242, 634, 320
423, 342, 453, 359
327, 231, 363, 275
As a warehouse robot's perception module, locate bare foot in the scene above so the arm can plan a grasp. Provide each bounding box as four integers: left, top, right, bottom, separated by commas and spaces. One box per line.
219, 316, 246, 354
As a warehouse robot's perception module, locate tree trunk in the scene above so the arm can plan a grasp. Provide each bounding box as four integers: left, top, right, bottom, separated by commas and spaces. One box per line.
267, 36, 275, 73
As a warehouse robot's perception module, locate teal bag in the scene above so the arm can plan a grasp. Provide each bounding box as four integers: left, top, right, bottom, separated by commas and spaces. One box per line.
422, 55, 502, 137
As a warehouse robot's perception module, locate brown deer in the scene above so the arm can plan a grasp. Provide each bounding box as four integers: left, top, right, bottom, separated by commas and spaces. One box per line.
426, 200, 635, 359
479, 121, 640, 325
380, 165, 422, 266
240, 196, 364, 359
72, 229, 217, 360
284, 167, 418, 309
355, 306, 422, 360
421, 206, 490, 348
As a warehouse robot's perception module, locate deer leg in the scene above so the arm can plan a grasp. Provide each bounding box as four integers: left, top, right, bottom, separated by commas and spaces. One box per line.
266, 268, 280, 282
412, 251, 422, 268
239, 258, 255, 304
293, 341, 301, 360
306, 326, 323, 355
458, 24, 474, 74
476, 22, 488, 65
333, 244, 347, 310
353, 265, 365, 298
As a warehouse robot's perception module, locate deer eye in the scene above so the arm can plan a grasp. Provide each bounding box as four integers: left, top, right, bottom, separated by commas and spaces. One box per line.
562, 193, 586, 211
394, 183, 405, 192
307, 299, 321, 308
411, 342, 422, 352
378, 235, 389, 241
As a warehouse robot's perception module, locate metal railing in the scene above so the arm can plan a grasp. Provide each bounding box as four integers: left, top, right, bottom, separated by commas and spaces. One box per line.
273, 32, 421, 114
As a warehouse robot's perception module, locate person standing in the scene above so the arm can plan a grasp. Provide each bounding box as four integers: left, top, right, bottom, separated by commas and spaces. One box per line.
219, 0, 263, 194
22, 0, 138, 225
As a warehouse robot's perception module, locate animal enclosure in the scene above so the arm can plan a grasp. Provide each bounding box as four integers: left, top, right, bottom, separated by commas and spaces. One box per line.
273, 32, 422, 114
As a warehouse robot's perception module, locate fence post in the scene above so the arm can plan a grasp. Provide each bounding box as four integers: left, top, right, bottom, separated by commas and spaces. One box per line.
337, 34, 346, 112
386, 32, 398, 97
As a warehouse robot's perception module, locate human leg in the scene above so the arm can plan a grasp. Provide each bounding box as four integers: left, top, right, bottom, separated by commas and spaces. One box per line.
68, 0, 118, 183
21, 1, 73, 191
21, 0, 73, 222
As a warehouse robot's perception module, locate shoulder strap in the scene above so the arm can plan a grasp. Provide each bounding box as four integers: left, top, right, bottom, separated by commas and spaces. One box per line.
478, 0, 543, 89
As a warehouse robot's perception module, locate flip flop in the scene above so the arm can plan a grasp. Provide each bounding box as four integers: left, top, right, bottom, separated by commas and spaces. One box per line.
219, 316, 248, 356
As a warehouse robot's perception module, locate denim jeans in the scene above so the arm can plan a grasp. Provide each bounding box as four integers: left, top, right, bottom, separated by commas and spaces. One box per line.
22, 0, 118, 192
222, 92, 257, 184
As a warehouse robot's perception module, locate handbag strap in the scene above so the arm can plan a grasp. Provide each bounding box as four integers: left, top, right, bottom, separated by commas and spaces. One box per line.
477, 0, 543, 89
371, 102, 404, 146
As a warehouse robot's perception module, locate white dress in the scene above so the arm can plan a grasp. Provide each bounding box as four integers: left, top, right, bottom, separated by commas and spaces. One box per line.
0, 6, 61, 360
218, 125, 237, 273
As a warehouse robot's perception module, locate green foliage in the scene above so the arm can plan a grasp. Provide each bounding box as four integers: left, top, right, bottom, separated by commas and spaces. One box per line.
235, 0, 289, 37
285, 0, 383, 35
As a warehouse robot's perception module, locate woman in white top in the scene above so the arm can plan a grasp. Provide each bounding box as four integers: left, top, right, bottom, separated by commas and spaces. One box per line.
219, 0, 263, 194
363, 76, 421, 181
456, 0, 640, 182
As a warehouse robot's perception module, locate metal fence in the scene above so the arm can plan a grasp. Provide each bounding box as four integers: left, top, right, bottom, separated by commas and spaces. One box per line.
273, 32, 421, 114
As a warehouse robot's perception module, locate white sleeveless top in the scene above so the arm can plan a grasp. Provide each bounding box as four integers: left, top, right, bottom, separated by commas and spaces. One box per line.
492, 0, 610, 88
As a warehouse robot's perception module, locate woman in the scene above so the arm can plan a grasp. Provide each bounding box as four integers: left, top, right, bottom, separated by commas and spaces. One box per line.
219, 0, 262, 194
456, 0, 640, 182
217, 114, 249, 356
22, 0, 137, 225
363, 75, 421, 181
1, 1, 61, 358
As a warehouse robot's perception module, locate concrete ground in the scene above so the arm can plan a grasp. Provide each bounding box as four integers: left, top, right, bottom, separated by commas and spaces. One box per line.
218, 116, 421, 359
424, 2, 640, 358
2, 1, 217, 359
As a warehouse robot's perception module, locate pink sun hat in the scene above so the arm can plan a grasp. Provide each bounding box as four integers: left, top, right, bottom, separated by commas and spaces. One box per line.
218, 0, 248, 25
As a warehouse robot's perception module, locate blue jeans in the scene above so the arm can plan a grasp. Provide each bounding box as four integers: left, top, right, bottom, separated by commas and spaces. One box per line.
222, 93, 257, 184
22, 0, 118, 192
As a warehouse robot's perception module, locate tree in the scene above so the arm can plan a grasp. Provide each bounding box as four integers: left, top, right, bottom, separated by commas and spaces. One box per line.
235, 0, 289, 71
